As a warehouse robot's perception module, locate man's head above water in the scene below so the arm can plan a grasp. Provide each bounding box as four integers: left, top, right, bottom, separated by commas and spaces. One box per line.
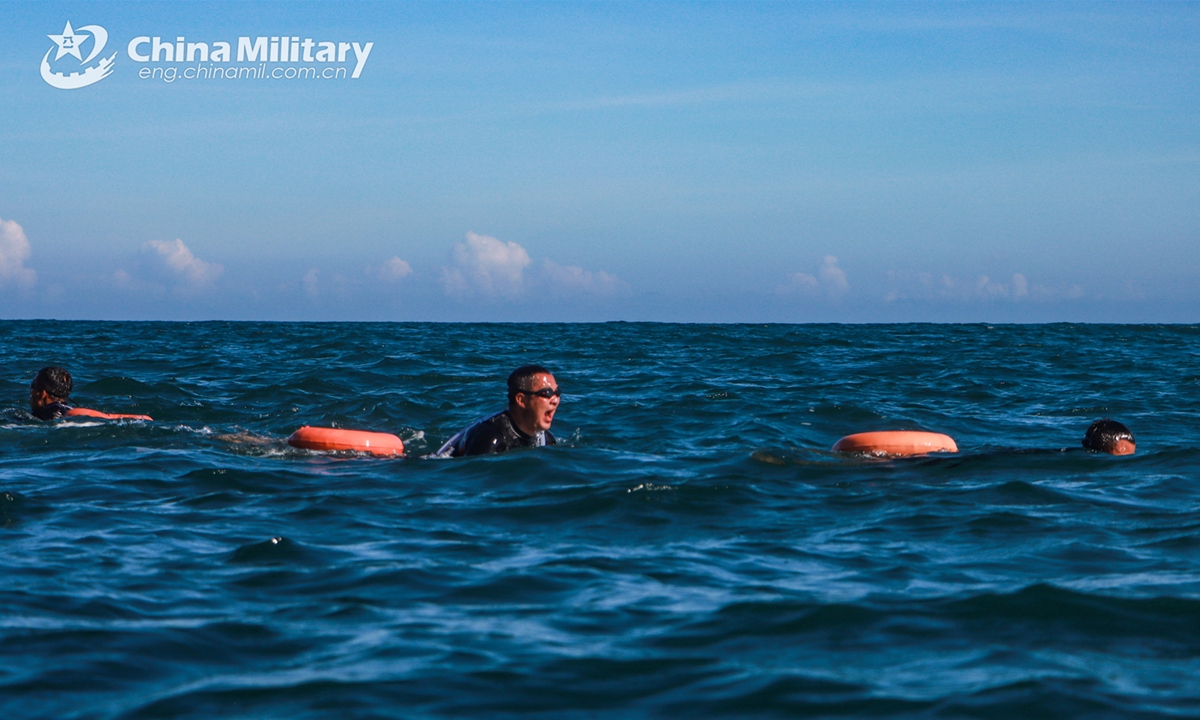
1082, 419, 1136, 456
506, 364, 560, 436
30, 366, 72, 410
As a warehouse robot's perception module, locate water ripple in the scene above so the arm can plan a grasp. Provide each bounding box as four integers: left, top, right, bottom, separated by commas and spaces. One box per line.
1, 322, 1199, 718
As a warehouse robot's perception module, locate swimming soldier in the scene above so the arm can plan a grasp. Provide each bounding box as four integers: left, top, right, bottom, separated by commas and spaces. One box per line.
1082, 419, 1136, 456
29, 366, 73, 421
436, 365, 561, 457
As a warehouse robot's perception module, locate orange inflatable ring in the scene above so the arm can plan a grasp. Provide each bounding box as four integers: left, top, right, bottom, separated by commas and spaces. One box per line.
832, 431, 958, 456
66, 407, 153, 421
287, 426, 405, 456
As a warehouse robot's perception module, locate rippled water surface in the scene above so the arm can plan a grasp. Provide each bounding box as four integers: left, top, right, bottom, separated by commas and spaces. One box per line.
3, 321, 1200, 718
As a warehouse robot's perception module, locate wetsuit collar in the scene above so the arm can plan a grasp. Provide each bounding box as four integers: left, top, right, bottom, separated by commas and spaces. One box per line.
503, 409, 533, 439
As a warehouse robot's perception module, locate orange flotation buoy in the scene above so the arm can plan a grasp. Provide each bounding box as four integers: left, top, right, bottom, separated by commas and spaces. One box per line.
832, 431, 958, 456
66, 407, 153, 421
287, 426, 405, 457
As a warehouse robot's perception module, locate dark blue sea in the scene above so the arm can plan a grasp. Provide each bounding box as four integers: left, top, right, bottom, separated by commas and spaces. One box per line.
2, 322, 1199, 719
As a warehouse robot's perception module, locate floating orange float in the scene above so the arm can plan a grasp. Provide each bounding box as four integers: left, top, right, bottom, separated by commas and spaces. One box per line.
287, 426, 405, 456
832, 431, 958, 456
66, 407, 153, 421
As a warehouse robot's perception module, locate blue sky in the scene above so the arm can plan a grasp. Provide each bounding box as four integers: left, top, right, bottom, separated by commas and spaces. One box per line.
1, 1, 1197, 322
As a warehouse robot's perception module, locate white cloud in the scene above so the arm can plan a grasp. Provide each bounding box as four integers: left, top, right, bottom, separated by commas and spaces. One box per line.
541, 259, 627, 296
783, 272, 820, 295
0, 218, 37, 288
967, 273, 1028, 299
379, 256, 412, 281
778, 255, 848, 298
818, 255, 849, 295
883, 271, 1064, 303
142, 239, 223, 286
301, 269, 350, 301
441, 232, 531, 299
303, 269, 320, 299
975, 275, 1009, 298
440, 231, 628, 302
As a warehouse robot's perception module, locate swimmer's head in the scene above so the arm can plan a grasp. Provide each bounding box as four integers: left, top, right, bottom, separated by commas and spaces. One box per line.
507, 364, 560, 434
1082, 419, 1135, 456
30, 366, 72, 410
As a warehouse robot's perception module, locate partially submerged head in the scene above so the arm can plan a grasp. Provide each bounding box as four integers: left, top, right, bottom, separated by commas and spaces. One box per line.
506, 364, 560, 436
1082, 419, 1135, 456
30, 366, 72, 413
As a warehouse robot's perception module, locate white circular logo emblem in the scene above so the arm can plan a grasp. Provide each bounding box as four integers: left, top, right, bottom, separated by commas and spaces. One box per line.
41, 22, 116, 90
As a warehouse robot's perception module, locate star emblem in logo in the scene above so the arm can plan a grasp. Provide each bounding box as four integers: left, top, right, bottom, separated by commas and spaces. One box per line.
48, 21, 90, 62
40, 21, 116, 90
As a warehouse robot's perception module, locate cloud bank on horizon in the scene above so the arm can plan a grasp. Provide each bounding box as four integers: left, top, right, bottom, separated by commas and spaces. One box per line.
0, 214, 1168, 322
1, 3, 1197, 322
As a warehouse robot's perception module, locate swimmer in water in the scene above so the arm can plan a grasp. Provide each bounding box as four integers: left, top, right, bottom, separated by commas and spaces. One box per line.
755, 419, 1138, 466
1082, 418, 1136, 455
29, 366, 73, 421
436, 364, 561, 457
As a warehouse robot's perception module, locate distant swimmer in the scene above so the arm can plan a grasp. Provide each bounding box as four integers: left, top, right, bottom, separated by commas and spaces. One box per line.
436, 364, 561, 457
1082, 419, 1136, 456
29, 366, 73, 420
27, 365, 152, 422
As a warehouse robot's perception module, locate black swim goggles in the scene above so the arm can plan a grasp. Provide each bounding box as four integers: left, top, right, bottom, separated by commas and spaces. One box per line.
520, 387, 562, 399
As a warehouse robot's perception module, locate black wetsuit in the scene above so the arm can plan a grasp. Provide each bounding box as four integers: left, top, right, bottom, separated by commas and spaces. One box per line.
436, 410, 556, 457
32, 402, 72, 421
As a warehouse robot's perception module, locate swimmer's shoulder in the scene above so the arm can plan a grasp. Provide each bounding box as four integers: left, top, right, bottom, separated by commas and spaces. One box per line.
31, 402, 72, 421
461, 411, 513, 455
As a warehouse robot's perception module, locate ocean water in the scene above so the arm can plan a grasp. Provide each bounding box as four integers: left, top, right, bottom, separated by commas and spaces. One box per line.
2, 321, 1200, 719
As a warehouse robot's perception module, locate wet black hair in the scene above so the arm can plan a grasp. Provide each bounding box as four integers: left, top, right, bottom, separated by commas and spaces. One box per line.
31, 366, 72, 401
507, 364, 553, 404
1082, 419, 1135, 453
